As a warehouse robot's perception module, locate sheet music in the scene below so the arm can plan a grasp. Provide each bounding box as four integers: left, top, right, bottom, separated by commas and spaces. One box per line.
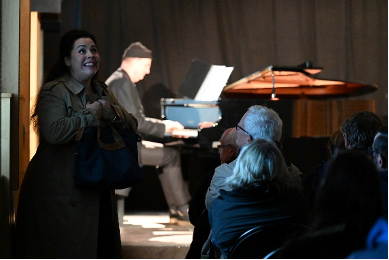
194, 65, 234, 101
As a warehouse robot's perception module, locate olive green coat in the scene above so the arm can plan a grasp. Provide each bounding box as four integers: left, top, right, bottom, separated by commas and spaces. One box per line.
15, 76, 137, 258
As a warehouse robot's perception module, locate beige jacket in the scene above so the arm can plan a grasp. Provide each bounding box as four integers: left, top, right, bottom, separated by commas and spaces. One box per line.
15, 75, 137, 258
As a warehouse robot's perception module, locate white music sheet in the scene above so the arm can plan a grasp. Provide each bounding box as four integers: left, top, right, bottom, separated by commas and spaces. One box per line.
194, 65, 234, 101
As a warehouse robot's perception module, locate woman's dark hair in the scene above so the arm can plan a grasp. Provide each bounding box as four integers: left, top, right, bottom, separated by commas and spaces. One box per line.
32, 29, 98, 131
43, 29, 98, 83
313, 150, 382, 243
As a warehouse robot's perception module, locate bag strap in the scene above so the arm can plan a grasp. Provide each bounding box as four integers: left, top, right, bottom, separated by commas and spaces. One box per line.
75, 125, 139, 151
97, 125, 126, 151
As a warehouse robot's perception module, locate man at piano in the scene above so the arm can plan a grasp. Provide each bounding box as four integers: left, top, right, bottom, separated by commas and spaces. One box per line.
106, 42, 191, 224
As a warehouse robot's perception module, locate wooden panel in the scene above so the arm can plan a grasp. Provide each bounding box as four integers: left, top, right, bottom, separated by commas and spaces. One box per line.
292, 99, 375, 137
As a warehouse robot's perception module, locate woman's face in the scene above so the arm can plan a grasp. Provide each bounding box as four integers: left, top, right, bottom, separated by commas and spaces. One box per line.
64, 37, 100, 85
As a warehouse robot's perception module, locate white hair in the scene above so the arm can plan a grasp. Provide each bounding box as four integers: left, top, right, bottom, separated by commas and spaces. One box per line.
244, 105, 283, 142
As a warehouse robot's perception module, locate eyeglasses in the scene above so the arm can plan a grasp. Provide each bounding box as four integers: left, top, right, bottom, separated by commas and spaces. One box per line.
217, 144, 232, 150
236, 124, 251, 136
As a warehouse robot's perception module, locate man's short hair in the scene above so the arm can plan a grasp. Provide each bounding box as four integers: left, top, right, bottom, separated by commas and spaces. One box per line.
340, 111, 383, 149
244, 105, 283, 142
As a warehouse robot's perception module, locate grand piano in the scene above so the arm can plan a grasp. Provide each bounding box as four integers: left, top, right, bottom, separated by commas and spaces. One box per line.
175, 64, 376, 192
162, 61, 377, 150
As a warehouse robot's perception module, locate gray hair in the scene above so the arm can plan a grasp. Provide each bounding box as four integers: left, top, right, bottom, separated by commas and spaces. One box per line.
244, 105, 283, 142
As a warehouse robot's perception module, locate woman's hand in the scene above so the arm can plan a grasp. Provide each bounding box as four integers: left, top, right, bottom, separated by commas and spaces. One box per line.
97, 99, 116, 121
86, 101, 103, 118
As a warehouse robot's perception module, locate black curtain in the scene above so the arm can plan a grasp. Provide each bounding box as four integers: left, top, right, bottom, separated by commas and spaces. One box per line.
60, 0, 387, 120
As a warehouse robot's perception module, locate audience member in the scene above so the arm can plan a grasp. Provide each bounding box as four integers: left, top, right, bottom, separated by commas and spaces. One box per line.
201, 105, 303, 258
186, 128, 238, 259
340, 110, 383, 152
15, 30, 136, 258
209, 139, 307, 258
278, 150, 384, 259
189, 128, 238, 225
205, 105, 301, 209
106, 42, 191, 223
371, 126, 388, 218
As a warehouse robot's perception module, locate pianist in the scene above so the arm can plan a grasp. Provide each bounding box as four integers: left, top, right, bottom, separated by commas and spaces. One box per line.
106, 42, 191, 224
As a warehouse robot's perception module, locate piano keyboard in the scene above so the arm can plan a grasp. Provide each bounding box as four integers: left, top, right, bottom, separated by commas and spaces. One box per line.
165, 129, 199, 138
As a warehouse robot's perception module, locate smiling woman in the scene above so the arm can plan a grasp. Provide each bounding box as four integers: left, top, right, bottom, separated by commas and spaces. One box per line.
64, 37, 100, 88
14, 30, 138, 258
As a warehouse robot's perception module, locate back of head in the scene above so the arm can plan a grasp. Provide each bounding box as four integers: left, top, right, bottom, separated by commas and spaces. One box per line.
227, 139, 293, 190
44, 29, 97, 83
122, 42, 152, 60
314, 150, 382, 237
244, 105, 283, 142
340, 111, 383, 149
373, 126, 388, 169
221, 128, 236, 144
219, 128, 238, 164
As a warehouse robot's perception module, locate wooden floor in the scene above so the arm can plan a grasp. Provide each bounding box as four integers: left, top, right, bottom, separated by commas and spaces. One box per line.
120, 212, 194, 259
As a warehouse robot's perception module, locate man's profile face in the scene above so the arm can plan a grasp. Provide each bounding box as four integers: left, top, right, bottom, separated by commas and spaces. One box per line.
219, 130, 235, 164
126, 57, 152, 83
236, 112, 251, 148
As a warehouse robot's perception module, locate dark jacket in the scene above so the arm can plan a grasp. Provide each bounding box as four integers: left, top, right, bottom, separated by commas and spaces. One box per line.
209, 184, 307, 258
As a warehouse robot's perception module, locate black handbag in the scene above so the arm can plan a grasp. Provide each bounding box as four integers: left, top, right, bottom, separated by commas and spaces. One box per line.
74, 125, 145, 190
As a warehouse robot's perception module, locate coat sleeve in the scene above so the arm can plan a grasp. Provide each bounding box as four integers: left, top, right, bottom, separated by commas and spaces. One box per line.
106, 71, 165, 138
96, 80, 138, 131
37, 82, 100, 145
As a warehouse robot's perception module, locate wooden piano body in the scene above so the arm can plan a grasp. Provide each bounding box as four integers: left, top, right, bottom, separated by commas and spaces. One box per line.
199, 64, 377, 147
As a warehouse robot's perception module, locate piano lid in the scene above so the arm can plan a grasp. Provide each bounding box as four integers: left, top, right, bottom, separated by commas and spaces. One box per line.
222, 64, 377, 99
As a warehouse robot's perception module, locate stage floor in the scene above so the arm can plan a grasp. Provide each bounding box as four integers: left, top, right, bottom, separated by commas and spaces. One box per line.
120, 212, 194, 259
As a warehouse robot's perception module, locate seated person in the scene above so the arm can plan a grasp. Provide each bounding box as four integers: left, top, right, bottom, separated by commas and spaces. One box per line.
186, 128, 238, 259
188, 127, 238, 226
209, 139, 307, 259
278, 150, 385, 259
106, 42, 191, 223
205, 105, 302, 209
201, 105, 304, 258
340, 110, 383, 152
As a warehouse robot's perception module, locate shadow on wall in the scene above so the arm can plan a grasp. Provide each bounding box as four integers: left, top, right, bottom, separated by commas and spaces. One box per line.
141, 83, 176, 119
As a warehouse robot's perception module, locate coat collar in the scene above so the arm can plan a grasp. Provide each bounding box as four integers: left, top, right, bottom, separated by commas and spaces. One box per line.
59, 75, 85, 95
59, 75, 106, 96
